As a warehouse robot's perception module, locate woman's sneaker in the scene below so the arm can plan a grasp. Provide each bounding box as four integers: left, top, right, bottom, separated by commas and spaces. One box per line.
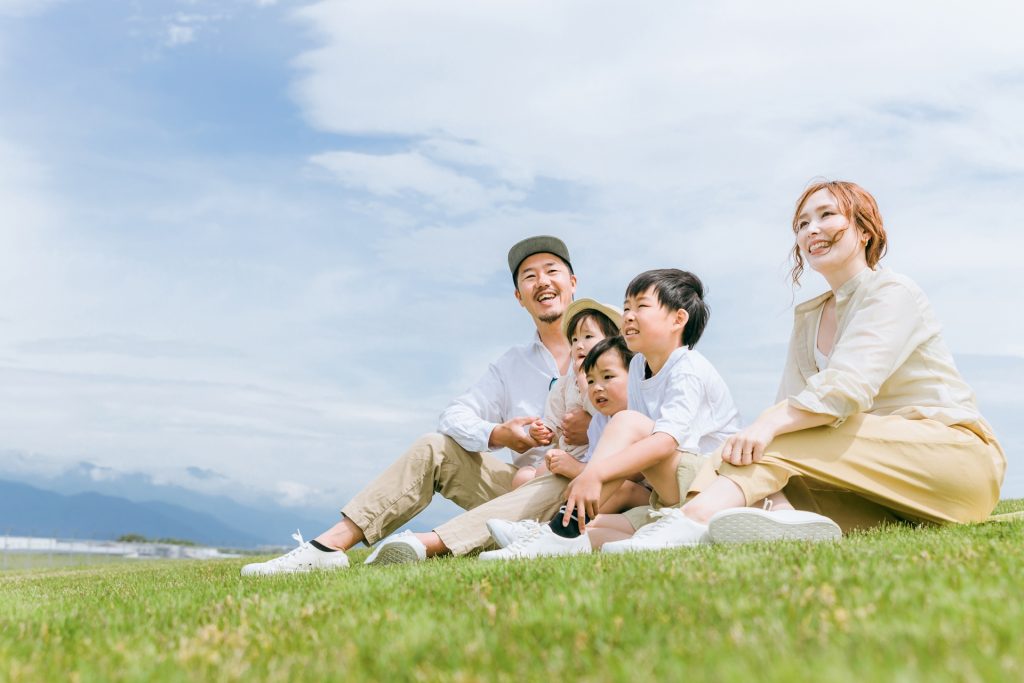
601, 508, 708, 554
240, 532, 350, 576
485, 519, 542, 548
707, 508, 842, 544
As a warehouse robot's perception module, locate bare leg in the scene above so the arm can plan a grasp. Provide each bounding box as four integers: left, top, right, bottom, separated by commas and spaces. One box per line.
314, 517, 366, 551
598, 480, 651, 514
683, 476, 791, 524
512, 466, 537, 489
587, 513, 638, 549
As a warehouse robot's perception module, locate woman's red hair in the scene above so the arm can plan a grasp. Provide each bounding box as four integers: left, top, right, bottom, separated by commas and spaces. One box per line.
790, 180, 888, 285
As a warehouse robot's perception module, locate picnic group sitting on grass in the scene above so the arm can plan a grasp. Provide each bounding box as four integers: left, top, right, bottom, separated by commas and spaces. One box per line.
241, 180, 1007, 576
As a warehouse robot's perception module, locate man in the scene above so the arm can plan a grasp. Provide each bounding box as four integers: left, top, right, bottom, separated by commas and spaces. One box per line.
242, 235, 589, 575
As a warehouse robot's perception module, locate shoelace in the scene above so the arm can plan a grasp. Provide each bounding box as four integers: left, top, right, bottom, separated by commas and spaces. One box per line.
263, 530, 308, 567
503, 524, 545, 553
631, 508, 681, 539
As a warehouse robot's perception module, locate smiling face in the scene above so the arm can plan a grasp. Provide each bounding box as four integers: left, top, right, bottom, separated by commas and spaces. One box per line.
621, 287, 687, 357
570, 316, 607, 371
586, 349, 629, 417
514, 252, 576, 325
794, 188, 870, 287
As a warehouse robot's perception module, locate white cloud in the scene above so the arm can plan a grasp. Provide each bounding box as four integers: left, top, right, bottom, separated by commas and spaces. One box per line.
166, 23, 197, 46
310, 150, 524, 214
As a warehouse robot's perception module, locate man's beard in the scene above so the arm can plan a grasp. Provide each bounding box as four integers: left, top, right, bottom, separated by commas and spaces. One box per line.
539, 311, 562, 324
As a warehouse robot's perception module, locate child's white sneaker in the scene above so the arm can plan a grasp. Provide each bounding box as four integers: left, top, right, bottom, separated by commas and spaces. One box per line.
364, 530, 428, 566
485, 518, 542, 548
601, 508, 708, 554
240, 531, 349, 576
478, 524, 590, 561
708, 507, 842, 543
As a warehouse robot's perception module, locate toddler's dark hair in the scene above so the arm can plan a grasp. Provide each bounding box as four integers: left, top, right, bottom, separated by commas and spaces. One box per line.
565, 309, 620, 343
625, 269, 709, 348
582, 335, 634, 375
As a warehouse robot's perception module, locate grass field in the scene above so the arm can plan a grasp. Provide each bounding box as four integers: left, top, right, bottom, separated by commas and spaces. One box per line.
2, 501, 1023, 682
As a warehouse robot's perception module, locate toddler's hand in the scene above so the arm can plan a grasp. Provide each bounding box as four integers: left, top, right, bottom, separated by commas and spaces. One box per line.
528, 420, 554, 445
545, 449, 585, 479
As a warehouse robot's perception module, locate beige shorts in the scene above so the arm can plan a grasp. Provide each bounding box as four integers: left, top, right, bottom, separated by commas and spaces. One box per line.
622, 450, 713, 530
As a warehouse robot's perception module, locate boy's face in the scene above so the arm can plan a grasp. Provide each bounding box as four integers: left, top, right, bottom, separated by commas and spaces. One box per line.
622, 287, 688, 356
587, 350, 629, 417
571, 316, 607, 371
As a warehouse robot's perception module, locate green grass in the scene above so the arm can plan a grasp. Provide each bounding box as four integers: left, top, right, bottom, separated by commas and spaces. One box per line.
2, 500, 1023, 682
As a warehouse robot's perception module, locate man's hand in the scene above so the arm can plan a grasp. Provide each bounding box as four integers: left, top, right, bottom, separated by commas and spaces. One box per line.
545, 448, 585, 479
561, 409, 592, 446
563, 465, 603, 532
488, 416, 542, 453
528, 420, 554, 446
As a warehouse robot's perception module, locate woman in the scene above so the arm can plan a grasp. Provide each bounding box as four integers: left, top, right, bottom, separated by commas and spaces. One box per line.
629, 180, 1006, 546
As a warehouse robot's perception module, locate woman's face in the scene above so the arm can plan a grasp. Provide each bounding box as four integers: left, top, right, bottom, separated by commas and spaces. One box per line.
795, 188, 869, 281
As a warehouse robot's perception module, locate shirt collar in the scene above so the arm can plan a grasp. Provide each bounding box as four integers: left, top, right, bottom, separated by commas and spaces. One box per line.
793, 267, 876, 314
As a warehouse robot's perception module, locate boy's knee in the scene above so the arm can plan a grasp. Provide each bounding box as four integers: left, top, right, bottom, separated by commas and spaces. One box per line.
608, 410, 655, 435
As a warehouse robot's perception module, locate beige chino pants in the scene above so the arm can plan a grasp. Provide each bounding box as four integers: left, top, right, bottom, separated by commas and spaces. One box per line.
717, 412, 1007, 532
341, 433, 569, 555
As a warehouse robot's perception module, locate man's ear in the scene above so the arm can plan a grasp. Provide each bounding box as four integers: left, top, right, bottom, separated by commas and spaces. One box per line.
514, 287, 525, 308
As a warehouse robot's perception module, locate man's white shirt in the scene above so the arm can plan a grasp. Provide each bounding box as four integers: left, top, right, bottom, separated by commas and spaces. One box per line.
437, 335, 560, 468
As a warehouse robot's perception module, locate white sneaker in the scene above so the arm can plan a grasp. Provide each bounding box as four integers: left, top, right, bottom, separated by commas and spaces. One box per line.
485, 518, 542, 548
364, 530, 427, 566
478, 524, 591, 561
601, 508, 708, 555
240, 531, 350, 576
708, 508, 842, 544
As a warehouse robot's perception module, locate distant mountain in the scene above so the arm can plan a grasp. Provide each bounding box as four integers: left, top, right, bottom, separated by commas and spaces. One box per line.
0, 459, 335, 546
0, 480, 263, 547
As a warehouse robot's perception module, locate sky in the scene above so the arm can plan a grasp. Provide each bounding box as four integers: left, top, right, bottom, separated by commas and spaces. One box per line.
1, 0, 1022, 523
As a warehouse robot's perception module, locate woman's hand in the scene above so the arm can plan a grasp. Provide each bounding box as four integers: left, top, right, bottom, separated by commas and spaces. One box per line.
545, 449, 585, 479
720, 420, 778, 467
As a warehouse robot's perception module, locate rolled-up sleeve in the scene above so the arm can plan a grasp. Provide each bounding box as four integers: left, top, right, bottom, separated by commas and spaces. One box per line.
790, 281, 932, 425
437, 363, 507, 453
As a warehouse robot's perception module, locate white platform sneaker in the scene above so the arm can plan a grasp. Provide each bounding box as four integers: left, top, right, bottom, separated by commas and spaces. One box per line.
485, 518, 543, 548
708, 507, 842, 544
240, 530, 350, 576
364, 530, 428, 566
601, 508, 708, 554
479, 524, 591, 561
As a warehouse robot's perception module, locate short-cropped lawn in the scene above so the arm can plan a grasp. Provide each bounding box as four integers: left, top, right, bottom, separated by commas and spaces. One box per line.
2, 499, 1022, 682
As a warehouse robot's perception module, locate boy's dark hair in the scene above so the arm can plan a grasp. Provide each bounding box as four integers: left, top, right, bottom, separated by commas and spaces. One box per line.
625, 269, 710, 349
582, 335, 634, 375
565, 309, 620, 343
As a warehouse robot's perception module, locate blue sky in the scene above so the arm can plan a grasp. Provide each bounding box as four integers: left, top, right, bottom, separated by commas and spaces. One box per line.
1, 0, 1022, 522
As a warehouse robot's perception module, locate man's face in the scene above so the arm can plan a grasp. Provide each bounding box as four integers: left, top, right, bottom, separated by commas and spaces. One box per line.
514, 253, 576, 325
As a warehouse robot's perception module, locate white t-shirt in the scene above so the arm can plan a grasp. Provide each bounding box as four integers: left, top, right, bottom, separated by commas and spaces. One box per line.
627, 347, 741, 454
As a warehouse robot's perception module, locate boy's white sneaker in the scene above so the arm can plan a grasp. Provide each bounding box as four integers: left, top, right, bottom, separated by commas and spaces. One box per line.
364, 530, 428, 566
708, 507, 842, 544
485, 518, 542, 548
478, 524, 590, 561
240, 533, 350, 576
601, 508, 708, 554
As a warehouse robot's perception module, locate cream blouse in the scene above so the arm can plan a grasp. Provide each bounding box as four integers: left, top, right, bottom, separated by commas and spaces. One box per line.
778, 267, 992, 437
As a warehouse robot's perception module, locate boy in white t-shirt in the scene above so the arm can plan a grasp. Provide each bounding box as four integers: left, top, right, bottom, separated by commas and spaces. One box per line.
482, 268, 742, 558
